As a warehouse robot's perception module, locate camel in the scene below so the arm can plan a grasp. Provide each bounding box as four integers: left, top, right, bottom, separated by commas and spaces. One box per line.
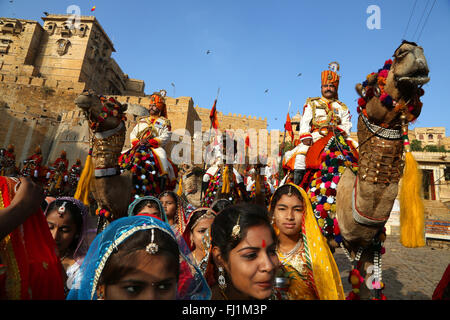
75, 91, 181, 231
335, 40, 429, 299
74, 91, 133, 224
178, 164, 204, 208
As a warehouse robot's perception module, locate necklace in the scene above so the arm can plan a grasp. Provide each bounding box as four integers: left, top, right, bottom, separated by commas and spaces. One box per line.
277, 238, 302, 261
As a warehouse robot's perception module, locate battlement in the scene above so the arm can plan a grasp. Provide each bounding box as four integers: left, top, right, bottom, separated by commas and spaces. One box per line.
0, 74, 86, 92
194, 105, 267, 122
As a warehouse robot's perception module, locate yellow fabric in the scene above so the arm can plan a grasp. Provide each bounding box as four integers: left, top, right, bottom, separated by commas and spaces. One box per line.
277, 248, 318, 300
74, 154, 94, 206
270, 183, 345, 300
255, 174, 261, 195
177, 176, 183, 196
400, 152, 425, 248
221, 165, 231, 194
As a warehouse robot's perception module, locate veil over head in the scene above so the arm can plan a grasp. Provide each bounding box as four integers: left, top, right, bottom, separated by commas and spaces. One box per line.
45, 196, 96, 263
127, 196, 169, 223
269, 183, 345, 300
66, 215, 211, 300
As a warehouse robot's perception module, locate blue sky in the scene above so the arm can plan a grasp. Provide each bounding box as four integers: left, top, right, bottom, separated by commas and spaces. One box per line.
2, 0, 449, 133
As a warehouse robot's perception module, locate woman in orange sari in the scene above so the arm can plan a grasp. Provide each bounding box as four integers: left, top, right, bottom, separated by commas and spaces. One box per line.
0, 176, 65, 299
269, 183, 344, 300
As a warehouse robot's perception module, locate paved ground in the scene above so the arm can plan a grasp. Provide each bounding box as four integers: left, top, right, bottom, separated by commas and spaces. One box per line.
334, 235, 450, 300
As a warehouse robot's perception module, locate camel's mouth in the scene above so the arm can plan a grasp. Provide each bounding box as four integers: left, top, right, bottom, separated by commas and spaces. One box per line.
397, 70, 430, 85
74, 96, 92, 110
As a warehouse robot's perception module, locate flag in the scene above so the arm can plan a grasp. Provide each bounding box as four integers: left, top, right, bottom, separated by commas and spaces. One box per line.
209, 99, 219, 130
284, 112, 294, 141
245, 134, 251, 148
91, 6, 96, 12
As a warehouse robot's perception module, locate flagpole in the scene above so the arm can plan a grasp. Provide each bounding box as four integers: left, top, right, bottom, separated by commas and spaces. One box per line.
278, 101, 291, 180
200, 88, 220, 204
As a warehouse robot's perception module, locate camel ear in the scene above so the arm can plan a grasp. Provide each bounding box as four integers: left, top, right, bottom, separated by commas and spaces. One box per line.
355, 83, 363, 97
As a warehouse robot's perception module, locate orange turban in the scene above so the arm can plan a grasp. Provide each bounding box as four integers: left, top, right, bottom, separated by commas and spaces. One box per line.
321, 61, 340, 89
321, 70, 339, 89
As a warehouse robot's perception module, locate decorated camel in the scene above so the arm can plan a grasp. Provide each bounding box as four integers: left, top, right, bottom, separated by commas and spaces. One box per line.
301, 40, 429, 299
74, 91, 177, 230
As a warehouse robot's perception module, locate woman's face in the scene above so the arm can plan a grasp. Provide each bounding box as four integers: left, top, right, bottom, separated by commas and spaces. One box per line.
221, 224, 279, 300
100, 250, 178, 300
46, 209, 78, 257
137, 205, 161, 218
190, 217, 214, 252
272, 194, 304, 237
159, 195, 176, 222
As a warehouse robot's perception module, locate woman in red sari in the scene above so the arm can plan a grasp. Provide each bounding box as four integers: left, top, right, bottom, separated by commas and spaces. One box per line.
0, 176, 65, 299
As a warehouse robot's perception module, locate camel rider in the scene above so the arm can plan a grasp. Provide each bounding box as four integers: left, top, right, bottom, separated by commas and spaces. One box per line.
26, 146, 44, 178
3, 144, 17, 174
128, 91, 176, 190
5, 144, 15, 163
201, 135, 249, 203
49, 150, 69, 182
70, 159, 82, 176
283, 62, 353, 185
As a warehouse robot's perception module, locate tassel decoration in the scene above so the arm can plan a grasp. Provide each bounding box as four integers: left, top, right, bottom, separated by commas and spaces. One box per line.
74, 148, 94, 206
399, 115, 425, 248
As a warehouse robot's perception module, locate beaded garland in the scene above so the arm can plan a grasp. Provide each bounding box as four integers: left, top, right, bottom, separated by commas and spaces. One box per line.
344, 229, 387, 300
306, 134, 358, 244
118, 145, 161, 200
90, 96, 127, 131
249, 180, 272, 206
357, 59, 425, 127
202, 167, 238, 207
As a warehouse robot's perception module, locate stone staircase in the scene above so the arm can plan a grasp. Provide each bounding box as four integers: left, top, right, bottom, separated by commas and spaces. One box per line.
424, 199, 450, 220
423, 200, 450, 249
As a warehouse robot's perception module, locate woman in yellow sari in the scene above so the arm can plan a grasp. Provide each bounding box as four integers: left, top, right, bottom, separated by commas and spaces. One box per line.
269, 183, 345, 300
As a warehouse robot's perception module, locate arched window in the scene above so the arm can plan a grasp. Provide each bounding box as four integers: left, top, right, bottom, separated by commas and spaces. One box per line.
428, 134, 433, 140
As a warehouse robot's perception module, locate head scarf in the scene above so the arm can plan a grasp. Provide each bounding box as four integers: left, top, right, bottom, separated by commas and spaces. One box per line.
66, 215, 211, 300
158, 191, 188, 234
127, 196, 169, 223
269, 183, 345, 300
0, 176, 65, 299
182, 207, 216, 252
45, 196, 96, 263
321, 62, 340, 90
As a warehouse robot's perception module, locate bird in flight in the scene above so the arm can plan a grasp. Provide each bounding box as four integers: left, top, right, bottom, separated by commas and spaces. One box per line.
43, 11, 49, 16
206, 50, 211, 54
171, 83, 175, 87
264, 89, 269, 93
297, 72, 302, 77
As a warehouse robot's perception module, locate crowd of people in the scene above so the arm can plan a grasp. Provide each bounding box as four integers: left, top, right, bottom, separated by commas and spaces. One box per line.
0, 175, 342, 300
1, 60, 448, 301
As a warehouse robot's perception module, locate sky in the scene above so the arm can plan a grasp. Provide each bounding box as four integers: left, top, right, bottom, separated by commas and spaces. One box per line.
1, 0, 449, 133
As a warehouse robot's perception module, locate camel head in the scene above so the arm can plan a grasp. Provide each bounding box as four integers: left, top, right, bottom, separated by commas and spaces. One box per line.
355, 41, 429, 128
179, 164, 204, 207
74, 89, 128, 132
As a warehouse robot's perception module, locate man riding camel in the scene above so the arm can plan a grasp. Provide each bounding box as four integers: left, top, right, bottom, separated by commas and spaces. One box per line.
283, 62, 356, 186
26, 145, 44, 178
127, 90, 176, 191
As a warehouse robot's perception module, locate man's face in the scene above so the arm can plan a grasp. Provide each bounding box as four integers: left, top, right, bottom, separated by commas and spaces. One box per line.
321, 84, 337, 99
148, 104, 161, 116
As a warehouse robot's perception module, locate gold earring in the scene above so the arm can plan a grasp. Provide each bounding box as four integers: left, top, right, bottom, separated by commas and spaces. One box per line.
218, 266, 227, 290
97, 285, 105, 300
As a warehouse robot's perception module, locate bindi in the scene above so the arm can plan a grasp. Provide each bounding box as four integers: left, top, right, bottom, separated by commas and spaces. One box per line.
262, 239, 266, 248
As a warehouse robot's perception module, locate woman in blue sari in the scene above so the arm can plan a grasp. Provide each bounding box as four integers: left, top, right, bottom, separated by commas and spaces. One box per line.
66, 214, 211, 300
